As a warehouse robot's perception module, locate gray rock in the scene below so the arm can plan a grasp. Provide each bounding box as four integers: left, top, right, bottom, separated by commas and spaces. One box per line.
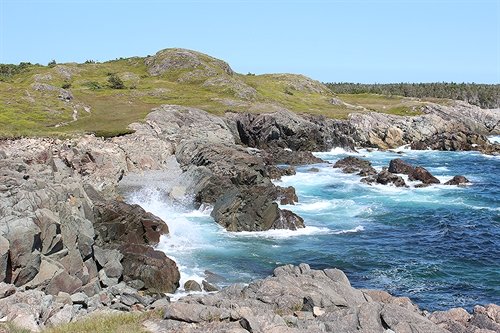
70, 292, 88, 305
46, 303, 75, 327
0, 282, 16, 299
202, 280, 219, 292
184, 280, 202, 292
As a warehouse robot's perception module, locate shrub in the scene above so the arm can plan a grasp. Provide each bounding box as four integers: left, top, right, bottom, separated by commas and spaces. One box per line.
48, 60, 57, 67
107, 74, 125, 89
61, 82, 71, 89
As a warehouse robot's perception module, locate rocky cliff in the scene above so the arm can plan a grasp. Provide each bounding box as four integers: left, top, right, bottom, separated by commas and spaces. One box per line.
0, 97, 498, 331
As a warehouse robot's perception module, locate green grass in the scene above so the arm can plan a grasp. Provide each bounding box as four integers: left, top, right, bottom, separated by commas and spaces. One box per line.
42, 310, 162, 333
0, 49, 439, 138
338, 93, 424, 115
0, 322, 32, 333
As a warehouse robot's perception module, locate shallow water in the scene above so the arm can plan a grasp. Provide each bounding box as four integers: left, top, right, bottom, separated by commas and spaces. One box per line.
126, 146, 499, 311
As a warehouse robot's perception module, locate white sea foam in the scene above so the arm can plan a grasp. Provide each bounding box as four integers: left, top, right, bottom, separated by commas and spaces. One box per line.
332, 225, 365, 234
230, 226, 332, 239
488, 135, 500, 144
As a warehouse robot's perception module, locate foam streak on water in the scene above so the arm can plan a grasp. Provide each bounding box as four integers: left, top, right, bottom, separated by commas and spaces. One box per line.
125, 147, 499, 311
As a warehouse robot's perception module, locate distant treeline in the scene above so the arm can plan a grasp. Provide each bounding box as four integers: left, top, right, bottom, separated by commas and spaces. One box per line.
325, 82, 500, 109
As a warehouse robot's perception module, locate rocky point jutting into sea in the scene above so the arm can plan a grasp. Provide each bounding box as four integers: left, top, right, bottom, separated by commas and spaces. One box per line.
0, 49, 499, 332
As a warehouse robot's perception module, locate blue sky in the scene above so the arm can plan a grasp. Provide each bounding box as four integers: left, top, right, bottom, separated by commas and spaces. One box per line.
1, 0, 499, 83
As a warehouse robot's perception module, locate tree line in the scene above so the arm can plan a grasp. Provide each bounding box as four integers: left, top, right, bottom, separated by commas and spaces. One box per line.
325, 82, 500, 109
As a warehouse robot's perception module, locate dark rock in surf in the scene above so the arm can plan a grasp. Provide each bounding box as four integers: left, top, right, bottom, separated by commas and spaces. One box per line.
444, 175, 470, 186
333, 156, 377, 176
409, 166, 440, 184
275, 186, 298, 205
388, 158, 415, 175
376, 169, 407, 187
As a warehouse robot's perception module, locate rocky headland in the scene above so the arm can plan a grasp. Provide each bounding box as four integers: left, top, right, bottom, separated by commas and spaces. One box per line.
0, 49, 499, 332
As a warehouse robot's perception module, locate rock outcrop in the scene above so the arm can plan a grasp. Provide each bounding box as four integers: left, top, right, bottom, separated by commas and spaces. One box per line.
140, 105, 305, 232
144, 264, 496, 333
348, 101, 500, 151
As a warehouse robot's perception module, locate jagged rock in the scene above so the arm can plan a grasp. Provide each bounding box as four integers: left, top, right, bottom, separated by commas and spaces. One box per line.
87, 185, 169, 246
409, 166, 440, 184
202, 280, 219, 292
70, 292, 88, 305
267, 165, 296, 180
388, 158, 415, 174
444, 175, 470, 185
333, 156, 377, 176
410, 131, 498, 154
275, 186, 298, 205
184, 280, 202, 292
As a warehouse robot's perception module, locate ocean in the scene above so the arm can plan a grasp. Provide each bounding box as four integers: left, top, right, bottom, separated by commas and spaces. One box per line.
126, 139, 499, 311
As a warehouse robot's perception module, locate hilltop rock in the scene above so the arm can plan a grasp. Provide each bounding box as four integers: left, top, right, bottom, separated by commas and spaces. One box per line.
145, 48, 234, 78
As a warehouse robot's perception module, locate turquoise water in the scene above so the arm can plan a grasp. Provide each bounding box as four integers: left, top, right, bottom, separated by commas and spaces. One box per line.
127, 146, 499, 311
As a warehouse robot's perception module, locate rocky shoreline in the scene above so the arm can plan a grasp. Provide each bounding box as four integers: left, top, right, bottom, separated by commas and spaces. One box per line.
0, 102, 499, 331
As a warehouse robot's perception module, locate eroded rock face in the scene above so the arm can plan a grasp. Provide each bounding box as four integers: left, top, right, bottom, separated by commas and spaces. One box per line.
348, 101, 500, 150
226, 110, 357, 152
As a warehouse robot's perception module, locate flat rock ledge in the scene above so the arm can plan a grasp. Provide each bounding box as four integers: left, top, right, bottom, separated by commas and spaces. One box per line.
144, 264, 499, 333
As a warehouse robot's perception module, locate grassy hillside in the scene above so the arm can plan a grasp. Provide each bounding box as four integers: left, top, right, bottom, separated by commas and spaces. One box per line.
0, 48, 435, 138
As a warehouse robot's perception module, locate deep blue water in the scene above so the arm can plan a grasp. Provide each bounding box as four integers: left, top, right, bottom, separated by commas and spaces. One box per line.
127, 146, 499, 311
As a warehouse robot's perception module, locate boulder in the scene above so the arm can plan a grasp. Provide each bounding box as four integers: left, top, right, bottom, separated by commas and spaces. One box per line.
120, 244, 180, 293
409, 167, 440, 184
444, 175, 470, 186
184, 280, 202, 292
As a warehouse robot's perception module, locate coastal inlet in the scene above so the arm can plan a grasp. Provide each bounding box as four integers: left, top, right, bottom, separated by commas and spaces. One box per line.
126, 146, 500, 312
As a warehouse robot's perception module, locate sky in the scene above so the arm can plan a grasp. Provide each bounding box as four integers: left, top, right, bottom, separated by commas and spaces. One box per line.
0, 0, 499, 83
